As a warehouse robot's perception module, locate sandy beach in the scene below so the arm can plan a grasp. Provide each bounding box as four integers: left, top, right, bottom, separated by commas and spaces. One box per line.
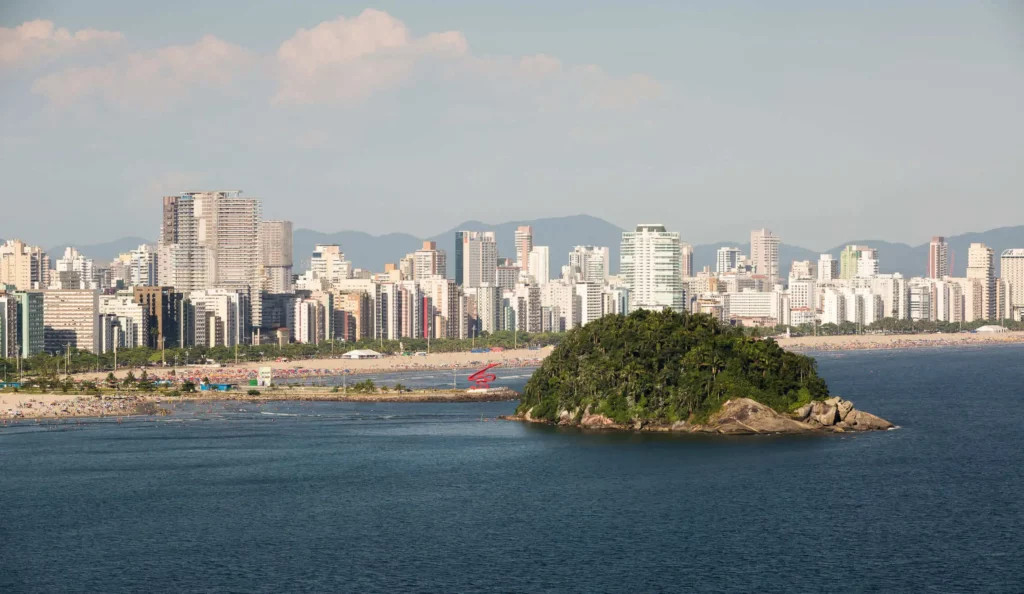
774, 331, 1024, 352
0, 392, 151, 420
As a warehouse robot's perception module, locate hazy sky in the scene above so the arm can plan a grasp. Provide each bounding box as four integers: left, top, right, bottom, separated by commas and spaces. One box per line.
2, 1, 1022, 250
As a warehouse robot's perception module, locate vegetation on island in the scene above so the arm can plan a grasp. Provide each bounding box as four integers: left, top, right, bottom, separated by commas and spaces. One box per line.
518, 310, 830, 425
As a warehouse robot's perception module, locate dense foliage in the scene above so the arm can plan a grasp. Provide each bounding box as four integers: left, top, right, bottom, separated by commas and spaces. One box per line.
518, 310, 829, 424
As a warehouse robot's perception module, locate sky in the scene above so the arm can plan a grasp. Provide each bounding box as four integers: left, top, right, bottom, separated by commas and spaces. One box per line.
1, 0, 1022, 251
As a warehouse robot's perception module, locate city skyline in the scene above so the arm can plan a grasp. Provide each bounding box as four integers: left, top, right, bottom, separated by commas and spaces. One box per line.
3, 2, 1023, 247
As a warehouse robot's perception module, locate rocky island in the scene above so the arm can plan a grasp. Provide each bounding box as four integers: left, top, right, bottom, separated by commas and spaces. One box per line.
511, 310, 893, 435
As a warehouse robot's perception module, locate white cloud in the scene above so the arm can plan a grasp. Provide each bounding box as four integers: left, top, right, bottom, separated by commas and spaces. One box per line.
0, 19, 123, 68
31, 35, 251, 109
272, 9, 468, 105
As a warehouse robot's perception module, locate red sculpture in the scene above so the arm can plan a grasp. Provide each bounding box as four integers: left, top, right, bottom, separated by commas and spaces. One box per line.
468, 363, 500, 389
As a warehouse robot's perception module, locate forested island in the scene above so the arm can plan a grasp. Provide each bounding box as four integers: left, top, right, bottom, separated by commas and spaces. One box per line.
514, 310, 892, 435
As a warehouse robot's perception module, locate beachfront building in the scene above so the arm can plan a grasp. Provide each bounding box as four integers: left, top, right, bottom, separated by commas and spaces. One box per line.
1000, 249, 1024, 321
966, 243, 995, 320
0, 294, 17, 358
42, 289, 100, 353
621, 224, 684, 313
99, 293, 150, 349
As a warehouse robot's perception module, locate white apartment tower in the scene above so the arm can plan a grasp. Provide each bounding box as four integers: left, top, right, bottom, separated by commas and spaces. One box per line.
568, 245, 608, 283
620, 224, 684, 312
1000, 249, 1024, 321
716, 247, 741, 274
309, 244, 352, 283
817, 254, 839, 283
528, 246, 550, 285
750, 228, 781, 283
413, 241, 447, 279
966, 243, 995, 320
461, 231, 498, 288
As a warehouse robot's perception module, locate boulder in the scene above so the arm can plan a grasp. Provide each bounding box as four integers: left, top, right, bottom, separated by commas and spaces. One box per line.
557, 409, 573, 426
579, 412, 618, 429
702, 398, 815, 435
792, 403, 813, 421
810, 402, 838, 426
836, 399, 854, 421
845, 409, 894, 431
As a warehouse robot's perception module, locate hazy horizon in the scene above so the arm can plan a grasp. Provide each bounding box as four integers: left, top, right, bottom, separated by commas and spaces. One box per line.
2, 1, 1022, 248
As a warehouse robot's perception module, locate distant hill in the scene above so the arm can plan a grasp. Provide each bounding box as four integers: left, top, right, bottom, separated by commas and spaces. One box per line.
292, 230, 424, 273
47, 237, 153, 264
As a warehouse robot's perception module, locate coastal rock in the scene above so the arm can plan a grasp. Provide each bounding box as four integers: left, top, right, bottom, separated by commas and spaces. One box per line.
792, 403, 813, 421
811, 402, 838, 426
700, 399, 814, 435
844, 409, 894, 431
579, 412, 618, 429
836, 399, 855, 421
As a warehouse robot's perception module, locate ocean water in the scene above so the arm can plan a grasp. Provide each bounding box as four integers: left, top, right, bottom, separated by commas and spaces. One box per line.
1, 346, 1022, 593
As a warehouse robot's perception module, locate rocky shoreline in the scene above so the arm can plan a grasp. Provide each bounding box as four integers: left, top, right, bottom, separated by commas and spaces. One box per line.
508, 396, 894, 435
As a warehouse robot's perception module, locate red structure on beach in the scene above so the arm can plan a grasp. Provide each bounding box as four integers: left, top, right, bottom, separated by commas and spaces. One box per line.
468, 363, 499, 389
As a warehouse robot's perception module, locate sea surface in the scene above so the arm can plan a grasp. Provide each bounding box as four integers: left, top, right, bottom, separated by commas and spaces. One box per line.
2, 346, 1023, 593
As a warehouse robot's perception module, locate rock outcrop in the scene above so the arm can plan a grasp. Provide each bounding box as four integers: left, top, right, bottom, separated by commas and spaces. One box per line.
510, 396, 893, 436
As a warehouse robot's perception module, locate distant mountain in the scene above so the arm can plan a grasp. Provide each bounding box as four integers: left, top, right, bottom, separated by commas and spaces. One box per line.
292, 230, 424, 273
31, 220, 1022, 280
48, 237, 153, 264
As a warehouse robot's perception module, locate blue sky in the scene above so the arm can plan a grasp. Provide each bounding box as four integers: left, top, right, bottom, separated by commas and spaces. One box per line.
2, 1, 1022, 250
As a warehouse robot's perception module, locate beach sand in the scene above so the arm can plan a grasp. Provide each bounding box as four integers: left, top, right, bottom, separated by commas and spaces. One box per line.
774, 330, 1024, 352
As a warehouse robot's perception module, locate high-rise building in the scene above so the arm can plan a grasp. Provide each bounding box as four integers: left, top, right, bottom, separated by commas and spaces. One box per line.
857, 248, 880, 278
133, 286, 182, 349
839, 245, 872, 280
621, 224, 684, 312
159, 191, 261, 330
0, 240, 50, 290
929, 237, 949, 279
99, 293, 150, 348
461, 231, 498, 288
716, 247, 741, 273
966, 243, 995, 320
1000, 249, 1024, 321
309, 244, 352, 283
568, 246, 609, 284
514, 226, 533, 273
528, 246, 550, 285
680, 243, 694, 278
260, 220, 293, 293
454, 231, 467, 286
413, 241, 447, 279
0, 294, 17, 358
818, 254, 839, 283
11, 291, 44, 357
115, 244, 159, 288
42, 289, 100, 353
790, 260, 816, 281
52, 247, 96, 290
750, 229, 780, 283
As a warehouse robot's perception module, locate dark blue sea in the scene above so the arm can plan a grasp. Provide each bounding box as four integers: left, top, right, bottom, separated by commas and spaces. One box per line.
2, 346, 1022, 593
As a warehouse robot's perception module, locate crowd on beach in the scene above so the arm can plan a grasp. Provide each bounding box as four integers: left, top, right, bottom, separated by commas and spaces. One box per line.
779, 332, 1024, 353
2, 395, 146, 421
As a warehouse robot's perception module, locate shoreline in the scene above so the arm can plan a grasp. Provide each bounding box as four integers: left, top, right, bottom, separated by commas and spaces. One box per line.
773, 331, 1024, 353
1, 387, 518, 421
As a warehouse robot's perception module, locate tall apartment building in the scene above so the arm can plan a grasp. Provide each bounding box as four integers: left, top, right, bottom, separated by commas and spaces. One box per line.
620, 224, 684, 313
790, 260, 816, 281
568, 246, 608, 284
114, 244, 159, 288
716, 247, 741, 274
928, 237, 949, 279
309, 244, 352, 283
818, 254, 839, 283
454, 231, 467, 286
0, 294, 17, 358
0, 240, 50, 290
966, 243, 995, 320
12, 291, 44, 357
528, 246, 550, 284
680, 242, 694, 278
42, 289, 100, 353
1000, 249, 1024, 321
461, 231, 498, 288
259, 220, 293, 293
413, 241, 447, 279
187, 289, 250, 347
857, 248, 880, 278
159, 191, 261, 329
99, 293, 150, 348
133, 286, 182, 348
750, 228, 780, 283
52, 247, 95, 290
515, 226, 534, 275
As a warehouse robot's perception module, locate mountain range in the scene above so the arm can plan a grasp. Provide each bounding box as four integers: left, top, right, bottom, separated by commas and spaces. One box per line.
13, 216, 1024, 279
